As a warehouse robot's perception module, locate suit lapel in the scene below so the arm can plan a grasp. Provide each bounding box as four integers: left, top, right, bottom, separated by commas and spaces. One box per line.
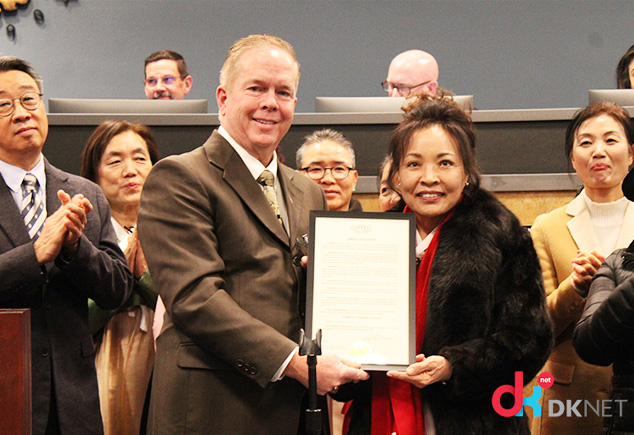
42, 161, 70, 273
44, 159, 68, 216
566, 192, 599, 252
0, 174, 31, 247
566, 190, 634, 254
278, 165, 305, 245
206, 132, 290, 248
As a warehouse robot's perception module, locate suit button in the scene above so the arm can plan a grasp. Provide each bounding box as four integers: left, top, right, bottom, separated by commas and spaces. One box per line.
41, 348, 49, 357
237, 359, 244, 368
250, 366, 258, 375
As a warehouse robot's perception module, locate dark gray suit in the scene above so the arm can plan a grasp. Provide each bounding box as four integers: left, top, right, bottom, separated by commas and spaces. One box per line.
0, 159, 133, 435
138, 131, 327, 434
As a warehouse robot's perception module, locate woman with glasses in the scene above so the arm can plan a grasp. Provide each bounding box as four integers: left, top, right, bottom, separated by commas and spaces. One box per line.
80, 120, 160, 435
333, 95, 552, 434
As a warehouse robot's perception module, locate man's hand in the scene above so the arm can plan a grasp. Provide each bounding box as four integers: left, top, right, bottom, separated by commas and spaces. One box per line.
33, 190, 92, 264
284, 351, 369, 395
387, 354, 452, 389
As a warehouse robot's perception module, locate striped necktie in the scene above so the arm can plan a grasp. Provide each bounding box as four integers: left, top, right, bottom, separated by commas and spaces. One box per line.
257, 170, 284, 227
21, 173, 46, 241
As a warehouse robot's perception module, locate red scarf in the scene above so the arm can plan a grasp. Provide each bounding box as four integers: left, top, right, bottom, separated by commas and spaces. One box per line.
344, 208, 450, 435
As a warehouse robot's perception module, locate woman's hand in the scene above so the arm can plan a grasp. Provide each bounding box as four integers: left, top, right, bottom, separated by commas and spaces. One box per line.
133, 237, 148, 278
123, 229, 138, 272
386, 354, 452, 389
571, 250, 605, 294
123, 229, 148, 278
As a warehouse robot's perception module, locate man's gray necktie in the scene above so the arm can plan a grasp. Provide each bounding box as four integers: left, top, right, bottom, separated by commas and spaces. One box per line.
21, 173, 45, 241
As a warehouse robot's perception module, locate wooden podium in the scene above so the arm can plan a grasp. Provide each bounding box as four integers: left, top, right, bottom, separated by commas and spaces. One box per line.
0, 309, 31, 435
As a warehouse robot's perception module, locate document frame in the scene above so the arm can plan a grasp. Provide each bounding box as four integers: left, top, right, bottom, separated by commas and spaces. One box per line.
305, 210, 417, 371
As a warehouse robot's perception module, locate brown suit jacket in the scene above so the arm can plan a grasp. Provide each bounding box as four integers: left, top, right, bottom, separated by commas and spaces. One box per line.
138, 131, 327, 434
524, 191, 634, 434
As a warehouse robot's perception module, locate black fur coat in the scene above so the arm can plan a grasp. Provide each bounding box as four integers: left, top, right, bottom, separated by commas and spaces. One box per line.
335, 188, 554, 435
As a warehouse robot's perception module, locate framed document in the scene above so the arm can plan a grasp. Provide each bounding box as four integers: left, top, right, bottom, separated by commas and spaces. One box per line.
305, 211, 416, 371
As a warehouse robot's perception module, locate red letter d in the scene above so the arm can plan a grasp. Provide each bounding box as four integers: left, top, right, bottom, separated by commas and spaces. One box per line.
491, 372, 524, 417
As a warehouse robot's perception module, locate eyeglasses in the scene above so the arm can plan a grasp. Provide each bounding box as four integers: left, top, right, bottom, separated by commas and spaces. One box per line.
381, 79, 432, 96
144, 76, 181, 87
0, 92, 43, 117
301, 165, 353, 180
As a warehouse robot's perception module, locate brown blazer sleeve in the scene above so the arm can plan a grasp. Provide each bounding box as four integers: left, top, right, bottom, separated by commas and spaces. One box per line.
138, 139, 326, 388
531, 212, 586, 338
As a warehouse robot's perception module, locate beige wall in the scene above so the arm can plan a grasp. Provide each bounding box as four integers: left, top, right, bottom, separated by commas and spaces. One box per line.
354, 191, 577, 227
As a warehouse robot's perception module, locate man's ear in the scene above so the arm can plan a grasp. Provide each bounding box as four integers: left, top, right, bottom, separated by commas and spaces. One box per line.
216, 86, 228, 116
183, 76, 193, 95
351, 170, 359, 191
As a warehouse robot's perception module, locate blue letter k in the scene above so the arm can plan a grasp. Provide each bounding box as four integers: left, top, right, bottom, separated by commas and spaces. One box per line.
516, 386, 542, 417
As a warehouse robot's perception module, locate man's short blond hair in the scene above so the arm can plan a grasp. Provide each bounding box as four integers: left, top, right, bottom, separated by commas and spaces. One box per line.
219, 34, 300, 91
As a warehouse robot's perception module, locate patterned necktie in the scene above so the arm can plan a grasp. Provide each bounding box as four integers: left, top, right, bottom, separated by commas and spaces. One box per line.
21, 173, 45, 241
257, 170, 283, 227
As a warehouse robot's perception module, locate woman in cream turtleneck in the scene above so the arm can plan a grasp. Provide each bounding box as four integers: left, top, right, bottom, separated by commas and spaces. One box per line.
525, 102, 634, 435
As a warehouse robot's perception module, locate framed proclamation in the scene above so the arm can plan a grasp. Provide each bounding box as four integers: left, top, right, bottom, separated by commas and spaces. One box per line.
305, 210, 416, 371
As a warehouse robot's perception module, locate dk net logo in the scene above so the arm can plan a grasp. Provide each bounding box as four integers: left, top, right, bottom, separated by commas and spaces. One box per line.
491, 371, 626, 418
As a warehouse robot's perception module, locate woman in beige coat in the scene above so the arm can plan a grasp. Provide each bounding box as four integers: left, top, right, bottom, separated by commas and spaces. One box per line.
526, 102, 634, 434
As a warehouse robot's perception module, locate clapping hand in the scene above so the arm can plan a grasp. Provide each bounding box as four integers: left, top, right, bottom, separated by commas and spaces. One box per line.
123, 229, 148, 278
34, 190, 93, 264
571, 250, 605, 295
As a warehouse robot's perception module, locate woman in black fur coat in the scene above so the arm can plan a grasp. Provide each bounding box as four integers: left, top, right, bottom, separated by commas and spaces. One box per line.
333, 96, 553, 434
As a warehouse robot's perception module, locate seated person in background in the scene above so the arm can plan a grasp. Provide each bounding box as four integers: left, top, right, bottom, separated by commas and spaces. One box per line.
297, 128, 361, 211
617, 44, 634, 89
80, 120, 160, 435
382, 50, 439, 97
0, 56, 133, 434
377, 155, 404, 212
143, 50, 193, 100
574, 167, 634, 435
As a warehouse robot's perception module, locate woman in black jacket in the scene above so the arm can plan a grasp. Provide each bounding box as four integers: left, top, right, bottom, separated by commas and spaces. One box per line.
574, 168, 634, 434
333, 95, 553, 434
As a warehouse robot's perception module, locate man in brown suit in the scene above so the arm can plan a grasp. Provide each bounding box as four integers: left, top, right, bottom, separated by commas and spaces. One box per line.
138, 35, 368, 434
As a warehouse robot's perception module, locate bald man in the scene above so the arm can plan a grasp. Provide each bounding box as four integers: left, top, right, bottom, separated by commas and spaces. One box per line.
382, 49, 439, 97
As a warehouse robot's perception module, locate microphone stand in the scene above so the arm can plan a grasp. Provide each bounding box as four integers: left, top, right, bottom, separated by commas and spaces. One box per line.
299, 328, 322, 435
